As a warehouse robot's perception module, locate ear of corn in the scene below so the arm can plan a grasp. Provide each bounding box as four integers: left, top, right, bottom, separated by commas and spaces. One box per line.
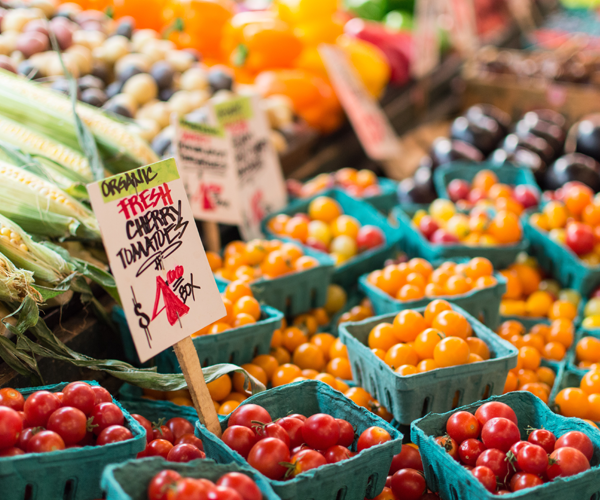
0, 214, 72, 285
0, 251, 41, 303
0, 160, 100, 240
0, 69, 158, 173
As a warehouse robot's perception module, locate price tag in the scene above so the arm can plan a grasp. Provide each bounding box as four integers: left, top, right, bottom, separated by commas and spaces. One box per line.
175, 119, 241, 226
319, 44, 401, 161
412, 0, 441, 79
448, 0, 479, 57
87, 158, 226, 363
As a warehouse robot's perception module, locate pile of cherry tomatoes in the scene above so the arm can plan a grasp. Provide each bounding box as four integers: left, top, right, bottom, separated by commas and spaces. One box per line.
0, 382, 132, 456
220, 403, 392, 480
434, 401, 592, 493
286, 168, 385, 200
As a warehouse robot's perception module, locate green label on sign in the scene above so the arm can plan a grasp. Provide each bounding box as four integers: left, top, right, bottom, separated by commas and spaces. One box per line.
99, 158, 180, 202
179, 118, 224, 137
214, 96, 253, 125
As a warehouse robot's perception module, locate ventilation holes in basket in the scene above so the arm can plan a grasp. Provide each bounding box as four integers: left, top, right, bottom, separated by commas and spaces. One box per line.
452, 390, 463, 409
336, 486, 348, 500
24, 484, 34, 500
285, 297, 292, 318
385, 389, 393, 410
252, 345, 259, 358
421, 397, 431, 417
482, 384, 491, 400
450, 485, 459, 500
590, 493, 598, 500
310, 288, 317, 308
228, 353, 235, 363
354, 364, 363, 386
63, 479, 76, 500
202, 358, 209, 367
366, 474, 379, 498
369, 377, 378, 399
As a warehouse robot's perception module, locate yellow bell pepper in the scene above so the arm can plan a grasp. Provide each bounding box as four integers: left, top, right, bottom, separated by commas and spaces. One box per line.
274, 0, 339, 26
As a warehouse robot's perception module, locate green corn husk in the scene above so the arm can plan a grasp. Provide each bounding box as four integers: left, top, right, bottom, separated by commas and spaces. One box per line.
0, 160, 100, 240
0, 214, 73, 284
0, 252, 41, 303
0, 68, 158, 174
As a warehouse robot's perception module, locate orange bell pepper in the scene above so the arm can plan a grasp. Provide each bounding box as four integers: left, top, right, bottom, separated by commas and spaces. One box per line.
112, 0, 165, 31
222, 12, 303, 74
294, 15, 345, 46
255, 69, 343, 134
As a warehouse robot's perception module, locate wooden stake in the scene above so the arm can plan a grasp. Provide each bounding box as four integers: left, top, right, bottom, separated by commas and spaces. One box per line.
173, 336, 222, 436
202, 221, 221, 253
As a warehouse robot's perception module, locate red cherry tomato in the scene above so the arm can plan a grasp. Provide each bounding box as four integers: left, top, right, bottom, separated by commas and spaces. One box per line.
216, 472, 262, 500
481, 418, 520, 452
62, 382, 96, 416
566, 222, 594, 255
277, 417, 304, 449
0, 388, 24, 411
289, 449, 327, 477
90, 385, 112, 406
547, 447, 590, 480
389, 445, 423, 473
175, 433, 204, 451
476, 449, 510, 483
27, 430, 65, 453
148, 470, 182, 500
527, 429, 556, 454
0, 447, 24, 457
336, 419, 355, 448
97, 425, 133, 445
152, 425, 175, 444
446, 411, 481, 444
131, 414, 153, 443
222, 425, 257, 459
255, 422, 290, 448
288, 414, 307, 422
302, 414, 340, 450
167, 417, 195, 440
509, 472, 543, 492
247, 437, 289, 480
171, 478, 215, 500
472, 466, 496, 493
475, 402, 518, 427
390, 468, 427, 500
555, 431, 594, 461
516, 444, 548, 475
23, 391, 59, 427
356, 426, 392, 452
145, 439, 174, 459
207, 486, 243, 500
434, 435, 459, 460
47, 406, 87, 445
357, 225, 385, 252
0, 406, 22, 450
167, 443, 205, 462
323, 445, 351, 464
458, 439, 486, 466
17, 427, 37, 451
90, 403, 124, 435
228, 405, 272, 430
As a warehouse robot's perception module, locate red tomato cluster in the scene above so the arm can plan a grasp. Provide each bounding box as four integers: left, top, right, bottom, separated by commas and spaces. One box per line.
434, 401, 592, 494
133, 414, 205, 463
0, 382, 132, 456
147, 470, 262, 500
221, 403, 392, 480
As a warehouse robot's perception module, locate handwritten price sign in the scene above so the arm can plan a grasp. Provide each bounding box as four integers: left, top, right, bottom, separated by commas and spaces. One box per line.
88, 158, 226, 362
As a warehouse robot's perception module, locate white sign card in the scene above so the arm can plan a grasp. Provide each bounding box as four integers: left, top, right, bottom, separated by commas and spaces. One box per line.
87, 158, 226, 363
319, 44, 401, 162
412, 0, 441, 79
175, 119, 241, 226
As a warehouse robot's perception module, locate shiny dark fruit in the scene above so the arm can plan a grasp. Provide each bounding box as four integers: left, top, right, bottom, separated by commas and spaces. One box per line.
208, 65, 233, 92
159, 87, 176, 102
115, 17, 135, 39
397, 166, 437, 205
50, 79, 81, 99
78, 74, 104, 91
80, 88, 107, 107
490, 148, 546, 185
465, 104, 511, 136
105, 81, 124, 99
103, 102, 133, 119
503, 133, 555, 165
17, 60, 41, 79
152, 129, 174, 157
450, 116, 501, 156
515, 116, 565, 154
525, 109, 566, 129
150, 61, 175, 90
545, 153, 600, 192
117, 64, 144, 83
429, 138, 484, 169
91, 62, 110, 84
575, 116, 600, 163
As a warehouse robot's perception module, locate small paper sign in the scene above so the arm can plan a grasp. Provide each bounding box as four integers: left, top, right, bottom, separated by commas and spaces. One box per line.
87, 158, 226, 363
319, 44, 401, 161
175, 119, 241, 226
412, 0, 441, 79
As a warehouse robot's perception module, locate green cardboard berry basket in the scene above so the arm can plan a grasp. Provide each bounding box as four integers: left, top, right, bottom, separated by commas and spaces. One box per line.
213, 243, 335, 318
411, 391, 600, 500
524, 216, 600, 297
433, 162, 540, 201
101, 456, 281, 500
195, 380, 403, 500
358, 265, 507, 329
0, 381, 146, 500
338, 303, 518, 425
392, 205, 529, 269
262, 189, 401, 289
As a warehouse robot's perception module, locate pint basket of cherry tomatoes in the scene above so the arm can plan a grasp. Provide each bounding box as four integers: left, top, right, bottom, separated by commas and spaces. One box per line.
338, 302, 518, 425
151, 280, 283, 370
210, 238, 335, 318
392, 198, 528, 269
411, 392, 600, 499
0, 381, 146, 500
263, 189, 399, 289
433, 163, 540, 209
194, 379, 403, 500
359, 257, 506, 328
101, 456, 280, 500
525, 182, 600, 296
286, 168, 398, 214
